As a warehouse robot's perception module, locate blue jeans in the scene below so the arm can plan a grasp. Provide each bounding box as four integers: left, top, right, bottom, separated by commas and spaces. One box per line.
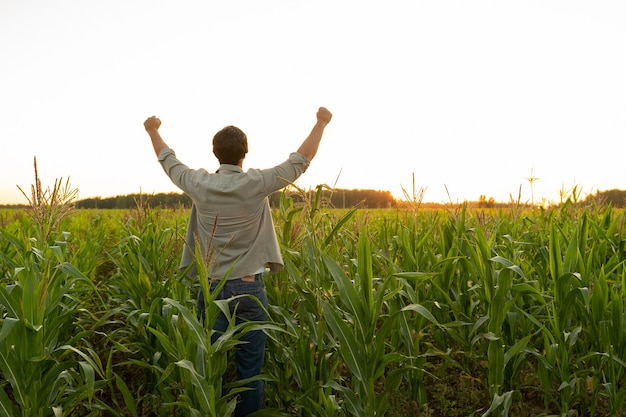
197, 273, 268, 417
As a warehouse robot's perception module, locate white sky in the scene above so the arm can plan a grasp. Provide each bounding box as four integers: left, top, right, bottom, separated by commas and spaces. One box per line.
1, 0, 625, 205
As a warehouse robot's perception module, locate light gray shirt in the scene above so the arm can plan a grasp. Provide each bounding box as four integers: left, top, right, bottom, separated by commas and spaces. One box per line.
158, 148, 310, 279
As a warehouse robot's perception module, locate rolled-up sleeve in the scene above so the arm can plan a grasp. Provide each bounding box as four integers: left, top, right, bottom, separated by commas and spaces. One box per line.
158, 148, 206, 195
259, 152, 310, 194
157, 148, 183, 172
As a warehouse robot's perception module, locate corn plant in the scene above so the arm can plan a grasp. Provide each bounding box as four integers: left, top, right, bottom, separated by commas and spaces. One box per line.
265, 187, 359, 416
375, 213, 439, 407
16, 157, 78, 248
265, 243, 343, 416
320, 228, 409, 416
0, 230, 105, 416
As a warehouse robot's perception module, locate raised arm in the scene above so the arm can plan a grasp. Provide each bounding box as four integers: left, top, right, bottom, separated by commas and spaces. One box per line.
143, 116, 169, 156
296, 107, 332, 161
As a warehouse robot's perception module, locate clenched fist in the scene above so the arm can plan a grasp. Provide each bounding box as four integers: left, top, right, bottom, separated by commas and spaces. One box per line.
316, 107, 332, 125
144, 116, 161, 132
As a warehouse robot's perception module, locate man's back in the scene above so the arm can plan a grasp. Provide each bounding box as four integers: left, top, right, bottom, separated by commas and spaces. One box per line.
158, 149, 311, 279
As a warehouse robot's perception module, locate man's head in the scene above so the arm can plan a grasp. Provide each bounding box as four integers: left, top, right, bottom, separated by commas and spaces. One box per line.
212, 126, 248, 165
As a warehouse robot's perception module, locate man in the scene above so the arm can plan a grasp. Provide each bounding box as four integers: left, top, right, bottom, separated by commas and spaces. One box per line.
143, 107, 332, 416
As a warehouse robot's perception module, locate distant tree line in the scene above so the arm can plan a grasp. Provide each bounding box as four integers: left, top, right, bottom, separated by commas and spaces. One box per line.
75, 193, 192, 209
74, 189, 397, 209
585, 189, 626, 208
9, 188, 625, 210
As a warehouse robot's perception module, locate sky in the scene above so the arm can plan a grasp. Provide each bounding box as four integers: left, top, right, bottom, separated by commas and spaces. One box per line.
1, 0, 625, 206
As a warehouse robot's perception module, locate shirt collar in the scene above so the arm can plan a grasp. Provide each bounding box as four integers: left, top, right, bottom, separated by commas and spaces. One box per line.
216, 164, 243, 174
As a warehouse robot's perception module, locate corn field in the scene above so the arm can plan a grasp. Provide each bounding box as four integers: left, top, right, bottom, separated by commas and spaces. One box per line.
1, 187, 626, 417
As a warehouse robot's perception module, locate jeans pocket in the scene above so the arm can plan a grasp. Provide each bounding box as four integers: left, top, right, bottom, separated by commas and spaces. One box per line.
231, 287, 268, 322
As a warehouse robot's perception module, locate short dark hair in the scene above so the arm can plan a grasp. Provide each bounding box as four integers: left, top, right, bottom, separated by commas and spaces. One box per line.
212, 126, 248, 165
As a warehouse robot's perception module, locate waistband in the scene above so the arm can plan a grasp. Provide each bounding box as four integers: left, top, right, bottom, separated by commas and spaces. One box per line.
209, 272, 262, 283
